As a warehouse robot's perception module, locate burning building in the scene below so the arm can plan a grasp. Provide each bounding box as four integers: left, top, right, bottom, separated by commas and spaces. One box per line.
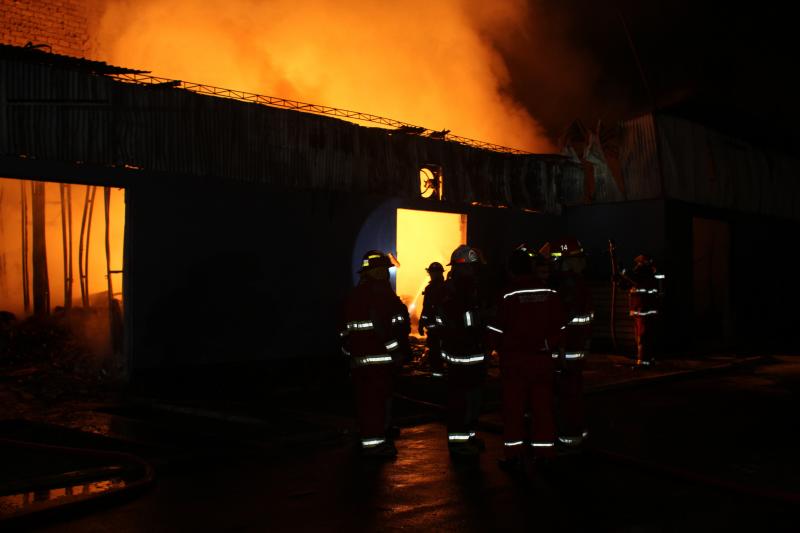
0, 41, 585, 382
1, 1, 799, 387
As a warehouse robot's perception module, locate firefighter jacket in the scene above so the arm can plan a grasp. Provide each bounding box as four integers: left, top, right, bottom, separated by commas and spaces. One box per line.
555, 272, 593, 322
487, 276, 565, 355
624, 268, 662, 318
341, 279, 410, 368
555, 271, 594, 358
436, 276, 488, 366
419, 278, 446, 334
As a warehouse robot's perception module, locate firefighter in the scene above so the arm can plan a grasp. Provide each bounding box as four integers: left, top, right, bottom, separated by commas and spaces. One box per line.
546, 237, 593, 449
419, 262, 446, 377
341, 250, 410, 458
436, 245, 489, 458
488, 249, 565, 473
619, 254, 663, 366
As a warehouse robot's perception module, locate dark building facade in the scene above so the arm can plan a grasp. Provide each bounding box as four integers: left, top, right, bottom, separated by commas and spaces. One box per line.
564, 114, 800, 353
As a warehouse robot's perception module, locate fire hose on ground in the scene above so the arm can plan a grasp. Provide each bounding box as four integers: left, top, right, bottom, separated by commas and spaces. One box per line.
0, 437, 156, 529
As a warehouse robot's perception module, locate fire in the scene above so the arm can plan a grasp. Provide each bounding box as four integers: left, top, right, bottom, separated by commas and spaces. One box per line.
0, 178, 124, 316
396, 209, 466, 334
94, 0, 553, 152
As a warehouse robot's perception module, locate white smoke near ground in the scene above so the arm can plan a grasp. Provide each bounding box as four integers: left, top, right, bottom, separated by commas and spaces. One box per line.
93, 0, 554, 152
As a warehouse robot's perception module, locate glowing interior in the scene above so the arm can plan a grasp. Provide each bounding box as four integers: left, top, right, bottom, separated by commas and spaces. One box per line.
0, 177, 125, 316
396, 208, 466, 334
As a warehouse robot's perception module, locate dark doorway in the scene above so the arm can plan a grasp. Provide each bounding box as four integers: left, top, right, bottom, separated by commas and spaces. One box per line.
692, 217, 731, 348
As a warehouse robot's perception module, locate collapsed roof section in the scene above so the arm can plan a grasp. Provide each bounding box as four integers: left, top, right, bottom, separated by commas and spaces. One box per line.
0, 44, 583, 214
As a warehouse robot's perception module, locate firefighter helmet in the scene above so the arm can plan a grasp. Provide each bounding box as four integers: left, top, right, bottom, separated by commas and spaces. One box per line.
515, 243, 539, 259
508, 248, 533, 276
426, 261, 444, 273
358, 250, 393, 273
547, 237, 584, 259
538, 241, 552, 259
634, 254, 653, 266
448, 245, 483, 265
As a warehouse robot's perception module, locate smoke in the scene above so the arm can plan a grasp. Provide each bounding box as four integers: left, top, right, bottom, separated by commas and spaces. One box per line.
93, 0, 554, 152
476, 1, 607, 143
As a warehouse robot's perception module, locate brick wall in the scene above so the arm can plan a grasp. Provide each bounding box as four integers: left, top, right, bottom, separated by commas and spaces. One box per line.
0, 0, 100, 57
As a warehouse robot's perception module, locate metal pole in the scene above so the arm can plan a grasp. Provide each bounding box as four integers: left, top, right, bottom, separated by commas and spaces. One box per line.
31, 182, 50, 316
608, 239, 619, 351
60, 183, 70, 309
104, 187, 116, 354
66, 184, 73, 309
78, 186, 90, 307
84, 186, 97, 307
20, 181, 30, 314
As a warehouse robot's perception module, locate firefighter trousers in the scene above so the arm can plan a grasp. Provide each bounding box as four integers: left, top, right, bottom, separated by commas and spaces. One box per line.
558, 358, 585, 440
500, 353, 556, 459
426, 331, 444, 374
634, 316, 658, 360
560, 324, 589, 440
446, 363, 484, 442
352, 362, 394, 443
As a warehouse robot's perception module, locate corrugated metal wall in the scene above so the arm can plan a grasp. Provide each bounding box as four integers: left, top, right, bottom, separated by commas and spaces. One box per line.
656, 114, 798, 219
586, 113, 799, 221
619, 114, 662, 201
0, 58, 583, 213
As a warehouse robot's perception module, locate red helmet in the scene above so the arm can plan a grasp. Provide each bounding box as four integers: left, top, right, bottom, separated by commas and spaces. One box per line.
547, 237, 584, 259
448, 245, 483, 265
538, 242, 552, 259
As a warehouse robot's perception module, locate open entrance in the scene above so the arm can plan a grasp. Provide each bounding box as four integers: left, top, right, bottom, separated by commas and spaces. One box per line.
0, 177, 126, 367
395, 208, 466, 334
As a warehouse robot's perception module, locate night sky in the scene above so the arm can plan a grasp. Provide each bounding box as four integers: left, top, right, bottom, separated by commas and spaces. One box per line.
500, 1, 795, 152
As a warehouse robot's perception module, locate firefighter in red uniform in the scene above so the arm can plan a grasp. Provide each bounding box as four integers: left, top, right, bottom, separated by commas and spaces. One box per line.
419, 262, 446, 377
341, 250, 410, 458
544, 237, 593, 448
488, 249, 565, 472
437, 245, 489, 458
619, 254, 663, 366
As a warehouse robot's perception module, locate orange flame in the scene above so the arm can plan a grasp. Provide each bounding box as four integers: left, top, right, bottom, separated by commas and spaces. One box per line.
94, 0, 553, 152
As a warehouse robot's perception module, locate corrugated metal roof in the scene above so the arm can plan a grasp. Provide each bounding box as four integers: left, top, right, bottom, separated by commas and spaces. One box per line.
0, 43, 145, 75
0, 55, 580, 214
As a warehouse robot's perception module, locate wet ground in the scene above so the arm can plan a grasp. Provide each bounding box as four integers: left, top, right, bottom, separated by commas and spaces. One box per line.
3, 355, 795, 532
